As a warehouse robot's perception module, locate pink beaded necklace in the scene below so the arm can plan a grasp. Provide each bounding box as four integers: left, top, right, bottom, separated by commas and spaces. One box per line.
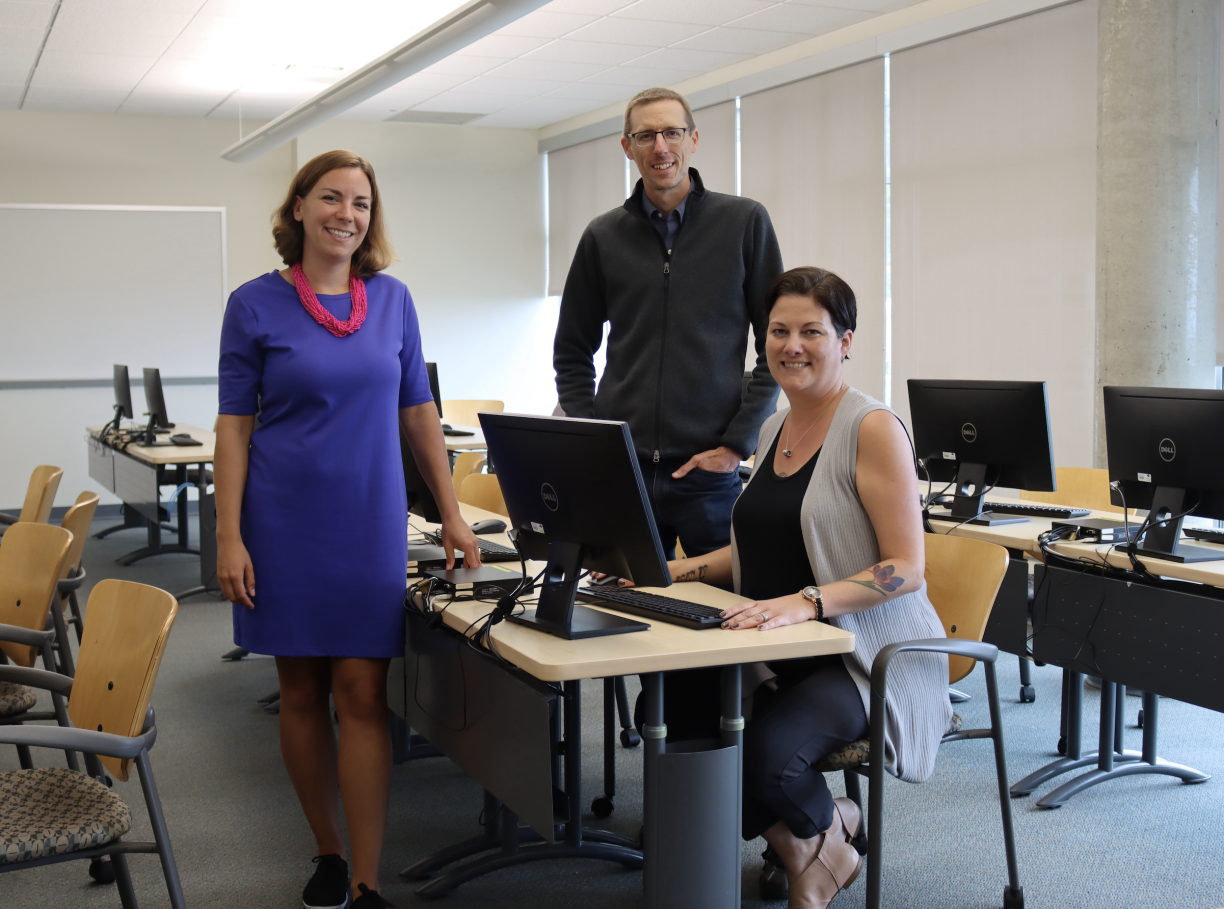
290, 262, 367, 338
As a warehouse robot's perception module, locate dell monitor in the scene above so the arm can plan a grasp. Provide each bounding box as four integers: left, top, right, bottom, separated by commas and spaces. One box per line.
478, 413, 671, 640
113, 364, 134, 421
908, 379, 1057, 525
1104, 385, 1224, 563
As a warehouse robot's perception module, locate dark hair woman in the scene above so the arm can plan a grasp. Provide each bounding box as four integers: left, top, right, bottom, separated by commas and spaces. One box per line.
215, 150, 480, 909
625, 266, 950, 908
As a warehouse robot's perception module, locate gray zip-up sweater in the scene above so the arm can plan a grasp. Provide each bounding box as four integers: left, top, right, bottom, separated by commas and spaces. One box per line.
553, 168, 783, 462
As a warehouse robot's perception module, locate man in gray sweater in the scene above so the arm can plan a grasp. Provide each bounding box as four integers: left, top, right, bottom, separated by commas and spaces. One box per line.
553, 87, 783, 559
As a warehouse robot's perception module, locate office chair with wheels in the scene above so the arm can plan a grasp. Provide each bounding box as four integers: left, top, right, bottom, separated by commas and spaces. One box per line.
814, 532, 1024, 909
0, 523, 77, 772
0, 465, 63, 532
458, 473, 510, 518
55, 492, 100, 657
0, 579, 185, 909
451, 452, 487, 500
441, 399, 503, 429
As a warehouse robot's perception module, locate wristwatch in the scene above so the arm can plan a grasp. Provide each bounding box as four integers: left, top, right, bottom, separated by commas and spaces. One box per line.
800, 586, 824, 621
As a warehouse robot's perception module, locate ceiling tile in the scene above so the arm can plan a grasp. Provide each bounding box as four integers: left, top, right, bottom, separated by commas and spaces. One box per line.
541, 81, 631, 103
0, 26, 44, 51
120, 91, 227, 117
581, 64, 703, 87
411, 92, 516, 115
484, 56, 609, 83
612, 0, 775, 27
522, 38, 655, 66
0, 1, 56, 29
674, 25, 802, 56
498, 9, 599, 39
416, 54, 507, 77
790, 0, 921, 10
729, 4, 874, 35
470, 97, 595, 128
566, 16, 709, 46
538, 0, 636, 14
458, 32, 553, 58
0, 84, 23, 106
628, 47, 751, 72
451, 74, 571, 96
21, 85, 129, 112
0, 64, 30, 84
389, 70, 471, 94
31, 51, 154, 83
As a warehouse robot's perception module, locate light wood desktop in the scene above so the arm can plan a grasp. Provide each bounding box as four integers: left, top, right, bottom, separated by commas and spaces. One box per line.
87, 423, 216, 464
442, 425, 486, 452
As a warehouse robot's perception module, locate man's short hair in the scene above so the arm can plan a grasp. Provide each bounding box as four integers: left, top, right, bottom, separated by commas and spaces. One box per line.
623, 88, 696, 137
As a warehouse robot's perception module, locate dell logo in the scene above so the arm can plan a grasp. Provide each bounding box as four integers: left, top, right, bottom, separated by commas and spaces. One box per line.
1159, 438, 1176, 462
541, 483, 559, 511
961, 423, 978, 443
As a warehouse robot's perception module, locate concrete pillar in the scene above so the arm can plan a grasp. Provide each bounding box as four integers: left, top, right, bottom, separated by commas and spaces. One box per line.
1094, 0, 1220, 467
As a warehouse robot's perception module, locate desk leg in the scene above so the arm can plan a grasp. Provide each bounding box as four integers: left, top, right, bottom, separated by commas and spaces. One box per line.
720, 666, 743, 909
1037, 684, 1209, 808
642, 672, 664, 907
1012, 671, 1100, 797
408, 680, 643, 898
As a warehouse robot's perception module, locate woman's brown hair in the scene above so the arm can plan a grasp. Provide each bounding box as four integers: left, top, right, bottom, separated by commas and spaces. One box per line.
272, 150, 395, 278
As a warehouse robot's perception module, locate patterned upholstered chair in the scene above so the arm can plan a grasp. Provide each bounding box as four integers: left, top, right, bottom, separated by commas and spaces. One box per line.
813, 532, 1025, 909
0, 579, 184, 909
0, 523, 76, 772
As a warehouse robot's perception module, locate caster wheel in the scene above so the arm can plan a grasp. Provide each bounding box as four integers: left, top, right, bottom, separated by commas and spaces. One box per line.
1019, 685, 1035, 704
89, 856, 116, 884
591, 796, 614, 818
1137, 708, 1144, 729
1056, 736, 1066, 756
620, 728, 641, 748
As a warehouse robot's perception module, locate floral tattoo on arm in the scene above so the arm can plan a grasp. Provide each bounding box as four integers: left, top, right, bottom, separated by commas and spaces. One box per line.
674, 563, 708, 583
847, 563, 905, 598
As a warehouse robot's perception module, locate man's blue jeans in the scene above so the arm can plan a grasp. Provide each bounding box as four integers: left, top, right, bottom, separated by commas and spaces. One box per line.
638, 456, 743, 560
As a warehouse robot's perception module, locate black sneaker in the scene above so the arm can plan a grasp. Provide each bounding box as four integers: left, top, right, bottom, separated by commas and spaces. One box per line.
351, 883, 400, 909
303, 854, 350, 909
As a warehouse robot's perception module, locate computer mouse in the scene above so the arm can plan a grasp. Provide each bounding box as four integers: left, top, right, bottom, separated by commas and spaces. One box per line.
469, 518, 507, 535
441, 423, 453, 431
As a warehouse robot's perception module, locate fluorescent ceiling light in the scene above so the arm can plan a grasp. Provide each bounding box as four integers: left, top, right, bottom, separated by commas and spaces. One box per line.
221, 0, 551, 162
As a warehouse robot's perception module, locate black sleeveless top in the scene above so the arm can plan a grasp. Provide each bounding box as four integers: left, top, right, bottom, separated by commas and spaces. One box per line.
732, 431, 819, 601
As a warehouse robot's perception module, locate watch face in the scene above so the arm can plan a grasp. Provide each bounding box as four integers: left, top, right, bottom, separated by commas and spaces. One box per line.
803, 586, 821, 600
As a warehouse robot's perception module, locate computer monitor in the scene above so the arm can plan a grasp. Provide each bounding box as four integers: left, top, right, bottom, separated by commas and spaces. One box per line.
113, 364, 134, 421
138, 367, 176, 446
1104, 385, 1224, 563
425, 362, 443, 419
478, 413, 671, 640
908, 379, 1057, 525
402, 362, 447, 523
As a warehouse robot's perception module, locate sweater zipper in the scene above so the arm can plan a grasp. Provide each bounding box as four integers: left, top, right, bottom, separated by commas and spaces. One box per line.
653, 251, 671, 463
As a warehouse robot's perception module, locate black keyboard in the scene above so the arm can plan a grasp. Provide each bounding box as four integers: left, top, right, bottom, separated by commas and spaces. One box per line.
1184, 528, 1224, 545
423, 531, 520, 562
577, 587, 725, 629
981, 502, 1090, 520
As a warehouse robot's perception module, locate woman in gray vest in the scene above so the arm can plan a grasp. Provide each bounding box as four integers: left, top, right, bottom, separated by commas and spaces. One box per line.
638, 267, 950, 908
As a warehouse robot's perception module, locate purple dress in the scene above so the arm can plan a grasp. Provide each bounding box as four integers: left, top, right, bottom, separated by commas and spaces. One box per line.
218, 271, 432, 657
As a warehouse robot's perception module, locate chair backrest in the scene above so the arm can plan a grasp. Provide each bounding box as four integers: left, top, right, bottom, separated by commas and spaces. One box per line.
441, 399, 504, 429
451, 451, 487, 500
18, 465, 63, 523
459, 473, 510, 518
69, 579, 178, 781
59, 491, 100, 579
0, 523, 73, 667
924, 533, 1009, 684
1019, 466, 1125, 514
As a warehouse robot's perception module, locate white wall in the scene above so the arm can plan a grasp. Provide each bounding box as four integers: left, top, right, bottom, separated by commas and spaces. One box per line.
0, 110, 550, 510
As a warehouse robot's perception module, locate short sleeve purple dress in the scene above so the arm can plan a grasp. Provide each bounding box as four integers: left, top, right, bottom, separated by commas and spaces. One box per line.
218, 271, 432, 658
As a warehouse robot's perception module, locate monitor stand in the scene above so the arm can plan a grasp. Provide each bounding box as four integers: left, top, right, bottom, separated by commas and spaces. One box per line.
139, 421, 175, 447
947, 462, 1028, 526
508, 541, 647, 640
1129, 486, 1224, 563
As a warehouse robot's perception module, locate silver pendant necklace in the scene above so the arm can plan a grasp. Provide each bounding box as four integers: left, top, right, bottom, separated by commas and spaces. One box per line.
782, 383, 846, 458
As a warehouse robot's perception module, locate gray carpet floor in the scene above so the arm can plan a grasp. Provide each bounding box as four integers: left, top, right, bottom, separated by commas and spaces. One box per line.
4, 515, 1224, 908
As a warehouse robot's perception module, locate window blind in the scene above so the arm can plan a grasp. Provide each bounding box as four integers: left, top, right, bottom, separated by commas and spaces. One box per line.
546, 133, 628, 296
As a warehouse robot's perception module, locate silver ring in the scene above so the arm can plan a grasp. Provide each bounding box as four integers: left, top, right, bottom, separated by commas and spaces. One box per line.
759, 613, 769, 622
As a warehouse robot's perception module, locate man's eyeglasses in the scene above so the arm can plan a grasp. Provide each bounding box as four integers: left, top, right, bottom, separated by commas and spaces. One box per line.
626, 127, 691, 148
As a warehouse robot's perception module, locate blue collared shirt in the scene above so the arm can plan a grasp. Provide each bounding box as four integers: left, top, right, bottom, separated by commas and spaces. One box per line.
642, 188, 688, 252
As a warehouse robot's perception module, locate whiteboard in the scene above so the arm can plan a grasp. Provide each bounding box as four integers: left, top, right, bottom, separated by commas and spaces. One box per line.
0, 205, 226, 381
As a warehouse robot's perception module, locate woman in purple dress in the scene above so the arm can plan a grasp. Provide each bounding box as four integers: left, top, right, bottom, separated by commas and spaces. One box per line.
215, 150, 479, 909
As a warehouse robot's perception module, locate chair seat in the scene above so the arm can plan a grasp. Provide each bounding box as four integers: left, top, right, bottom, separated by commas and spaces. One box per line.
815, 712, 963, 772
0, 768, 132, 864
0, 682, 37, 717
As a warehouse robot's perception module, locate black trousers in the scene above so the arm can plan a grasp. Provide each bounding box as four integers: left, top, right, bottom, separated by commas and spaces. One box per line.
635, 654, 868, 841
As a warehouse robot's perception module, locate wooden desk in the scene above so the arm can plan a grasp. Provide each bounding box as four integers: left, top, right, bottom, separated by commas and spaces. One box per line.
399, 503, 853, 907
443, 425, 486, 452
86, 423, 215, 574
